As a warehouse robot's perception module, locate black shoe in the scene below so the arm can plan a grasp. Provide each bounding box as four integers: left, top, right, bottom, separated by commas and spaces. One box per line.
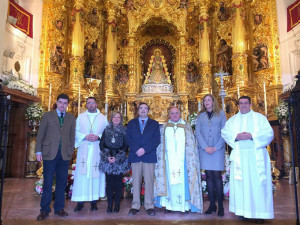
74, 203, 83, 212
255, 219, 265, 224
37, 212, 49, 221
91, 203, 98, 211
204, 205, 217, 214
146, 208, 156, 216
128, 208, 139, 215
239, 216, 250, 221
107, 203, 113, 213
114, 203, 120, 213
217, 207, 224, 217
54, 209, 68, 217
164, 208, 172, 214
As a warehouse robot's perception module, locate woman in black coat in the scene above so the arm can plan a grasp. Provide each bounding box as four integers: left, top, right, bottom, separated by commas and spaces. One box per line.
99, 111, 130, 213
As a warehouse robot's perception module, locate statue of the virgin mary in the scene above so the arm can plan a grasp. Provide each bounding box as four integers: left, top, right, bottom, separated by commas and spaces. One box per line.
144, 49, 171, 84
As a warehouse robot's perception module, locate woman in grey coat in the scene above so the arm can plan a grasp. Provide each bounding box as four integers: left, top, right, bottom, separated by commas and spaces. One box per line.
99, 112, 130, 214
195, 94, 226, 217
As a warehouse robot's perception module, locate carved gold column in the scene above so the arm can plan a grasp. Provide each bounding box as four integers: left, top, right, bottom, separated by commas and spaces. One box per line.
198, 5, 211, 95
38, 0, 68, 110
231, 0, 248, 87
69, 0, 85, 93
127, 36, 137, 94
105, 3, 117, 100
179, 35, 187, 93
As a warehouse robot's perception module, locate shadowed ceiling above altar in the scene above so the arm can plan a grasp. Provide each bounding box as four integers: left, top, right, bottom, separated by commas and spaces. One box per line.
37, 0, 282, 123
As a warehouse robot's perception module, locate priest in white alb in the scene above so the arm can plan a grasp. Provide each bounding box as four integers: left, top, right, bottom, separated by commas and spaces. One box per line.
154, 106, 203, 213
71, 97, 108, 212
221, 96, 274, 224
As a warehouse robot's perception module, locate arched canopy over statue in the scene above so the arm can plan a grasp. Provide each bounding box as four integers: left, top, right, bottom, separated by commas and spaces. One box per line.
144, 49, 171, 84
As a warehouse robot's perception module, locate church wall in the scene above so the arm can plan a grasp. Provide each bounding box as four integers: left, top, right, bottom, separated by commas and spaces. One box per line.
1, 0, 43, 88
0, 0, 9, 78
276, 0, 300, 86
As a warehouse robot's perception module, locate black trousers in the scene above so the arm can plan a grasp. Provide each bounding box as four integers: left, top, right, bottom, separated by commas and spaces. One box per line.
205, 170, 223, 209
106, 173, 123, 205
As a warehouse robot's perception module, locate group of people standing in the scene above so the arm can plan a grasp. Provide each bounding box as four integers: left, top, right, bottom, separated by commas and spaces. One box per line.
35, 93, 274, 225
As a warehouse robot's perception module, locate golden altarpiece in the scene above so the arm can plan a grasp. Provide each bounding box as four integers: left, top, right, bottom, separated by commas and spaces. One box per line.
37, 0, 282, 123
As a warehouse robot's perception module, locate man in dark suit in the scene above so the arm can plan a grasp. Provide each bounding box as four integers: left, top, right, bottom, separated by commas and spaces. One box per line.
35, 93, 76, 221
126, 102, 160, 216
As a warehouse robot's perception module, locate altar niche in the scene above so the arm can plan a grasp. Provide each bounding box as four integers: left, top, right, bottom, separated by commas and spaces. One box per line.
140, 40, 175, 94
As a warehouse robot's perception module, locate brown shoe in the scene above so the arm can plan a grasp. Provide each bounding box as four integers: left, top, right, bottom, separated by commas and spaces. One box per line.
128, 208, 139, 216
37, 212, 49, 221
54, 209, 68, 217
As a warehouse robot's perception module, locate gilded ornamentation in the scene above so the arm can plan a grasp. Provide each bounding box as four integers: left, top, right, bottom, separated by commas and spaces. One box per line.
186, 62, 198, 83
37, 0, 283, 125
150, 0, 164, 9
50, 45, 66, 75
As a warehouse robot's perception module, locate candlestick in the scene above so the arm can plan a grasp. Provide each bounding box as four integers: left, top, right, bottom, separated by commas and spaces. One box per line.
263, 82, 267, 116
48, 83, 52, 111
237, 84, 240, 99
78, 86, 81, 116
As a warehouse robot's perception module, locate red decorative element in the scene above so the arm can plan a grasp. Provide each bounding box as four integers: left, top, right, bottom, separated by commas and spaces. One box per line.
287, 0, 300, 32
199, 16, 209, 23
233, 2, 243, 8
8, 0, 33, 38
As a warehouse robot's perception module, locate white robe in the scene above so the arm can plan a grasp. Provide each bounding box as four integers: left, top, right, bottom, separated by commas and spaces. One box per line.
158, 119, 192, 212
71, 109, 108, 202
221, 110, 274, 219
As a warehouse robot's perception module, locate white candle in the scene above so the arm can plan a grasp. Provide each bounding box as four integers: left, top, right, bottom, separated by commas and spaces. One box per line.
105, 102, 108, 118
237, 84, 240, 99
198, 100, 201, 112
124, 102, 127, 116
78, 86, 81, 116
105, 92, 108, 103
263, 82, 267, 116
121, 104, 123, 114
48, 83, 52, 111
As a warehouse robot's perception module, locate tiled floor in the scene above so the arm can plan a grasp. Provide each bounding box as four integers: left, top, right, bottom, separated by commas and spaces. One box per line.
1, 178, 299, 225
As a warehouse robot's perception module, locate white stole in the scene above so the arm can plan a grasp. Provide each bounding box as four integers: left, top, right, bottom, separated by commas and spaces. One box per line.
75, 109, 107, 178
165, 119, 186, 185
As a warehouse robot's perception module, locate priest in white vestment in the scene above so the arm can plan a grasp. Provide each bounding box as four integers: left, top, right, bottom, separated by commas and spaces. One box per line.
154, 107, 203, 213
71, 97, 108, 211
221, 96, 274, 224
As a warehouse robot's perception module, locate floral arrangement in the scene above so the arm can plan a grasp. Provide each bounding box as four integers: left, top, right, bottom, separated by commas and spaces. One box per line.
35, 179, 44, 196
66, 164, 76, 199
25, 103, 44, 121
2, 74, 37, 96
122, 170, 145, 204
274, 102, 289, 120
283, 76, 298, 93
188, 112, 198, 130
123, 171, 133, 195
34, 178, 56, 196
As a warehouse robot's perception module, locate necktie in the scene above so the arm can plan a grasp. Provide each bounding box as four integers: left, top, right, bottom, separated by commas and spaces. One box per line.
59, 113, 64, 127
142, 120, 145, 125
